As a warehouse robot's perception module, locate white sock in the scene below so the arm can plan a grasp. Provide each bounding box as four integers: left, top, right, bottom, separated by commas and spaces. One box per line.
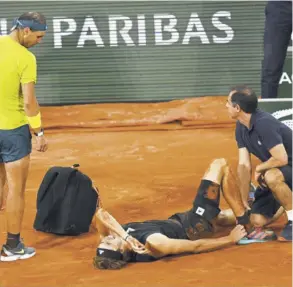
285, 210, 293, 222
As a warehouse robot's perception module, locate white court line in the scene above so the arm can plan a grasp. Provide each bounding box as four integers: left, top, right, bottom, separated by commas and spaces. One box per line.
1, 0, 279, 1
259, 98, 293, 102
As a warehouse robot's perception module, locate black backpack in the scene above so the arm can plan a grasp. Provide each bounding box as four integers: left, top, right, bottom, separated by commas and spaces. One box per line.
33, 164, 99, 236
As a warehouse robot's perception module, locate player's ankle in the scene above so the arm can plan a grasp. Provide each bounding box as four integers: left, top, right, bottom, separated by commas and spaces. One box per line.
244, 223, 254, 234
6, 232, 21, 248
236, 211, 250, 225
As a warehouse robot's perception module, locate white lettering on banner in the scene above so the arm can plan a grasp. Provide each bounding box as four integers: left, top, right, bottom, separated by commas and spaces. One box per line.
53, 17, 77, 49
212, 11, 234, 44
0, 10, 235, 47
0, 19, 7, 35
182, 13, 209, 45
109, 15, 135, 47
279, 72, 292, 84
137, 14, 146, 46
77, 16, 104, 48
154, 14, 179, 45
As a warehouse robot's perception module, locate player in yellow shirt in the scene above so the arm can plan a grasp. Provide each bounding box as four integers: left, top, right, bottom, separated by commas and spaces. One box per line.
0, 12, 49, 261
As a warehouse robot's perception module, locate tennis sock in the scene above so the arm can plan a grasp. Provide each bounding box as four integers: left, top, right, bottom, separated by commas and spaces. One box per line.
236, 212, 250, 225
6, 233, 20, 248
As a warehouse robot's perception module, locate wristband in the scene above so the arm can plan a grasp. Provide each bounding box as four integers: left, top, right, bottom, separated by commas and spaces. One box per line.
34, 128, 44, 137
27, 112, 42, 129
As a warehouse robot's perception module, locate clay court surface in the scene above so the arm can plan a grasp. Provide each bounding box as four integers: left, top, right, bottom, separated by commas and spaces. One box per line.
0, 97, 291, 287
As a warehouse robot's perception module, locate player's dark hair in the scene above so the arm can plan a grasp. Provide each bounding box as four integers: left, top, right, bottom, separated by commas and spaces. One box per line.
229, 85, 258, 114
93, 256, 128, 270
18, 12, 47, 25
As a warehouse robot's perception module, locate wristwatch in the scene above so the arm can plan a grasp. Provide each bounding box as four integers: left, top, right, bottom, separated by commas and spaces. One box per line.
34, 128, 44, 137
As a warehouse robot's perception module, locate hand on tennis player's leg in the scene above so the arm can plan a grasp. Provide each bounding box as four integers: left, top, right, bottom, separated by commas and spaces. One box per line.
220, 165, 253, 232
229, 225, 247, 243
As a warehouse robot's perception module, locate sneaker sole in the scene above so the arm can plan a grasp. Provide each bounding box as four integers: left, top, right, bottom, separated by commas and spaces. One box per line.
237, 235, 277, 245
237, 238, 267, 245
0, 251, 36, 262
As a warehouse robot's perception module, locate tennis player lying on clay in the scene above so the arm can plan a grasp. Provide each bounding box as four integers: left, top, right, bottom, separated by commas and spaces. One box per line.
93, 158, 276, 270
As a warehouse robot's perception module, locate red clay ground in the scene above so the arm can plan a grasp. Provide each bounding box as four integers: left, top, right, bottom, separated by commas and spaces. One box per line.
0, 97, 291, 287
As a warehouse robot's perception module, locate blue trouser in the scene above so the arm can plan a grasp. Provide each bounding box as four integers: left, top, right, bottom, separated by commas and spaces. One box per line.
261, 0, 292, 99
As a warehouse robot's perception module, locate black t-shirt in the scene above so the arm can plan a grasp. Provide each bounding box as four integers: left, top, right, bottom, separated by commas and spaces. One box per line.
235, 109, 292, 165
122, 219, 188, 245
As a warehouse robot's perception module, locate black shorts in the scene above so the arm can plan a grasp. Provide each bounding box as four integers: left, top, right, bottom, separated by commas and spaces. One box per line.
169, 180, 221, 240
252, 165, 292, 218
251, 187, 281, 218
122, 219, 188, 245
192, 179, 221, 221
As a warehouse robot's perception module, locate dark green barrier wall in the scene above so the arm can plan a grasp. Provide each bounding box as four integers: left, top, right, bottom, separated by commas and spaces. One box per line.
1, 1, 288, 105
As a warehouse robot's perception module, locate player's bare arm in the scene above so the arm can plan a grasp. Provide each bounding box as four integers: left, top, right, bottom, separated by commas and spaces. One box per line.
22, 82, 41, 132
237, 147, 252, 209
145, 225, 247, 258
256, 144, 288, 174
96, 208, 129, 240
22, 81, 48, 152
96, 208, 148, 254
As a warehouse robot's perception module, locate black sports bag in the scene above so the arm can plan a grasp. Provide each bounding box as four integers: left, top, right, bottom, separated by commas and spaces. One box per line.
33, 164, 98, 235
